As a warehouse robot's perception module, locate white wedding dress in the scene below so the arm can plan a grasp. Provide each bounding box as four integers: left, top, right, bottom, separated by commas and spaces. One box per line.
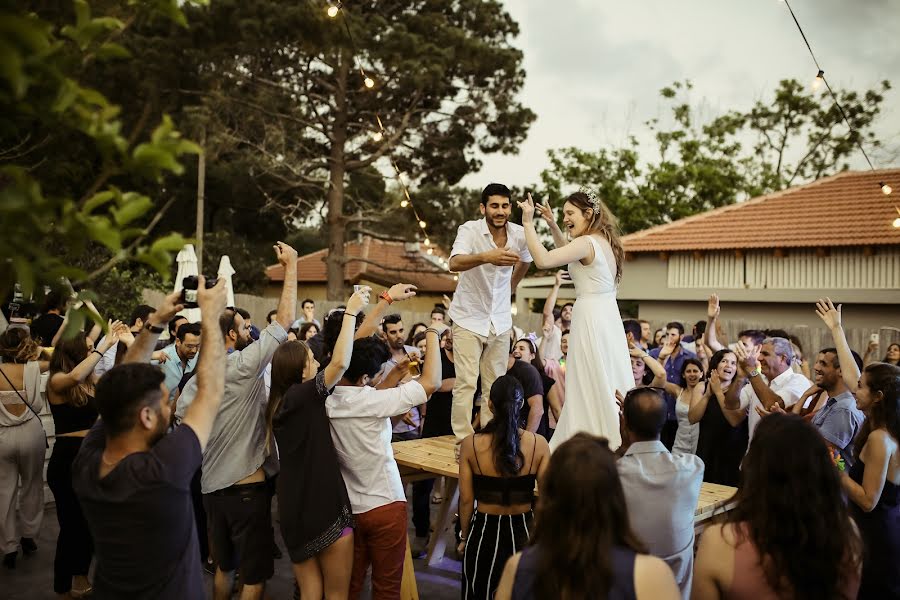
549, 236, 633, 451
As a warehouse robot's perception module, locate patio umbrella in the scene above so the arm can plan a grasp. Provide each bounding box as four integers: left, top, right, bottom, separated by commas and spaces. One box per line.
217, 255, 236, 309
173, 244, 201, 323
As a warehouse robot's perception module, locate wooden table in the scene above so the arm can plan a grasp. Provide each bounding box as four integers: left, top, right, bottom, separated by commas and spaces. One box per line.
394, 435, 738, 599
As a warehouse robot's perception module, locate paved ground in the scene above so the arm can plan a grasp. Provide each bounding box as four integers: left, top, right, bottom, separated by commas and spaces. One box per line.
3, 495, 463, 599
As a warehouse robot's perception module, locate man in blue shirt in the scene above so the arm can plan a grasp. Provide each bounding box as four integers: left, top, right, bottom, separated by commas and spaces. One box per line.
808, 347, 865, 467
159, 322, 200, 400
649, 321, 697, 449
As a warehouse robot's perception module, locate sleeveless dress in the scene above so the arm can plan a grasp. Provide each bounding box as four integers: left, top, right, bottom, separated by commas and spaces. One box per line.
848, 457, 900, 599
549, 236, 633, 451
695, 394, 747, 486
672, 393, 699, 455
511, 544, 637, 600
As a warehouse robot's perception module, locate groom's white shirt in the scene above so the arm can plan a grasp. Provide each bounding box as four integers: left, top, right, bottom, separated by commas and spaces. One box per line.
448, 218, 532, 337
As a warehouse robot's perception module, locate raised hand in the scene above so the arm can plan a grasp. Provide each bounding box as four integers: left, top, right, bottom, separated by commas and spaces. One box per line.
815, 298, 842, 330
387, 283, 418, 302
274, 241, 298, 266
482, 247, 519, 267
516, 192, 536, 225
734, 341, 760, 372
153, 290, 185, 324
98, 323, 120, 353
197, 276, 227, 316
709, 371, 722, 396
346, 286, 371, 316
534, 197, 557, 228
113, 320, 135, 348
707, 293, 720, 319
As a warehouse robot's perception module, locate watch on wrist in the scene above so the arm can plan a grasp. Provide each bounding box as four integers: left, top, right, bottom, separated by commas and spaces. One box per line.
144, 321, 165, 334
748, 367, 761, 378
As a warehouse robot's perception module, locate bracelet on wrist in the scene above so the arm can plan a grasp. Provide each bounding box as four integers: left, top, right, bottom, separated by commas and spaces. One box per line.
379, 290, 394, 305
343, 312, 358, 318
92, 349, 104, 358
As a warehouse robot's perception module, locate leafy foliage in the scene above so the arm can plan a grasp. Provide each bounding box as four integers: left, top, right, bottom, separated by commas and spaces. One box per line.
539, 79, 890, 234
0, 0, 207, 324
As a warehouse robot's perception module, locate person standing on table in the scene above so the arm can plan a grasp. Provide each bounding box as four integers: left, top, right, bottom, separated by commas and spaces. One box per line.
520, 188, 633, 450
448, 183, 532, 440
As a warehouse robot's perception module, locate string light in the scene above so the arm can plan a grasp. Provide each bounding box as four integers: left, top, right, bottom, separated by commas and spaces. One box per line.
811, 69, 824, 92
328, 2, 447, 273
781, 0, 887, 197
881, 182, 893, 195
893, 207, 900, 228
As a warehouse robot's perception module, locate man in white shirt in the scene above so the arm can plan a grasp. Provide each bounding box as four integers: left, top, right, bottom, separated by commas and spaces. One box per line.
325, 325, 445, 599
725, 336, 810, 441
447, 183, 532, 439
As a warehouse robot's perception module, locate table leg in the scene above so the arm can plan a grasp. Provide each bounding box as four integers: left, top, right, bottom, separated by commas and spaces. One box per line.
401, 535, 419, 600
426, 477, 459, 567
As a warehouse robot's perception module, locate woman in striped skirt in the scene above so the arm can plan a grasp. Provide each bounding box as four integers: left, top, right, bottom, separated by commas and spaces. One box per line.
458, 375, 550, 599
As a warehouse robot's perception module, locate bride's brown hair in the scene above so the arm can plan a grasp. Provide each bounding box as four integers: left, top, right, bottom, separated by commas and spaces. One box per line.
565, 190, 625, 284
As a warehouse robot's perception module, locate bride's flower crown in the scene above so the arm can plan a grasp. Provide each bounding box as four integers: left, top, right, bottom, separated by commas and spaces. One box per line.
577, 186, 601, 213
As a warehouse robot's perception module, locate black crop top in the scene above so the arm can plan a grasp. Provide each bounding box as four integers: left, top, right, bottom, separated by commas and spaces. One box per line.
472, 433, 538, 506
50, 396, 98, 435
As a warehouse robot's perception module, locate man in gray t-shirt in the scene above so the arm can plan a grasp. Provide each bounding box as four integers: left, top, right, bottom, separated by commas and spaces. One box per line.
176, 241, 297, 599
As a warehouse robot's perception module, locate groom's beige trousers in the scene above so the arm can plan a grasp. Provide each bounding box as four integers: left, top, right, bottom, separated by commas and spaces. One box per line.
450, 323, 512, 440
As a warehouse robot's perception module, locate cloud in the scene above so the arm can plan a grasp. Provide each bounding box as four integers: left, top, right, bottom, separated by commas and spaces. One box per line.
463, 0, 900, 189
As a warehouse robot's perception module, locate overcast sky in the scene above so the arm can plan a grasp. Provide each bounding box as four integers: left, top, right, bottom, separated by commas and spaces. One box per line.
462, 0, 900, 189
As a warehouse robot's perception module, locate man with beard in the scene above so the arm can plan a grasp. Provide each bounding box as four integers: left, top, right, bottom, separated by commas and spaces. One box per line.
447, 183, 532, 440
72, 278, 227, 599
379, 314, 424, 443
159, 321, 200, 400
176, 242, 297, 600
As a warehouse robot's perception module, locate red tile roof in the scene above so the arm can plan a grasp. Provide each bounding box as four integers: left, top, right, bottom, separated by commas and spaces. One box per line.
622, 169, 900, 252
265, 236, 457, 293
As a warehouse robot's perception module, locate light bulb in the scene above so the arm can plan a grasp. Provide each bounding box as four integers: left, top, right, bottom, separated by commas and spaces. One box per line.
371, 131, 383, 142
881, 182, 892, 195
400, 199, 408, 208
893, 217, 900, 228
811, 69, 824, 92
453, 275, 458, 281
364, 77, 375, 89
427, 248, 434, 255
424, 238, 430, 246
419, 220, 426, 228
327, 5, 339, 17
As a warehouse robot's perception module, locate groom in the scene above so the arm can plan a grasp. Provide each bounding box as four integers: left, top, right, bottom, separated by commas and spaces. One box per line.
448, 183, 532, 439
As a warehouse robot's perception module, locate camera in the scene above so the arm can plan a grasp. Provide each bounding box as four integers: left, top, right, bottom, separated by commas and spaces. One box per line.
181, 276, 218, 309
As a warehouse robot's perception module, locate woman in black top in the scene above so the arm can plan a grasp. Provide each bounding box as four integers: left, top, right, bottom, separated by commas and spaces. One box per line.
47, 326, 120, 597
691, 349, 747, 486
266, 287, 369, 600
512, 337, 561, 439
458, 375, 550, 600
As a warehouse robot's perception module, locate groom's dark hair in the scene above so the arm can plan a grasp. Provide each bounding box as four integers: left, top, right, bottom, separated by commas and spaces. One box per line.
481, 183, 511, 205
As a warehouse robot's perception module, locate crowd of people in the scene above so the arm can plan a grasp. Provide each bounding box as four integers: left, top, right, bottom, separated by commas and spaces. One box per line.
0, 184, 898, 600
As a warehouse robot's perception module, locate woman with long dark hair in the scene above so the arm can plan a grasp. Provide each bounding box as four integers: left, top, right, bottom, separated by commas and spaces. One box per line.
691, 349, 747, 485
841, 362, 900, 598
0, 329, 48, 569
266, 288, 369, 600
47, 325, 119, 597
512, 337, 561, 438
495, 433, 679, 600
693, 413, 862, 599
458, 375, 550, 600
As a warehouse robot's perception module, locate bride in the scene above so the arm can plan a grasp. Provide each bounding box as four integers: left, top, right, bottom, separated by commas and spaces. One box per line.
518, 189, 633, 450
